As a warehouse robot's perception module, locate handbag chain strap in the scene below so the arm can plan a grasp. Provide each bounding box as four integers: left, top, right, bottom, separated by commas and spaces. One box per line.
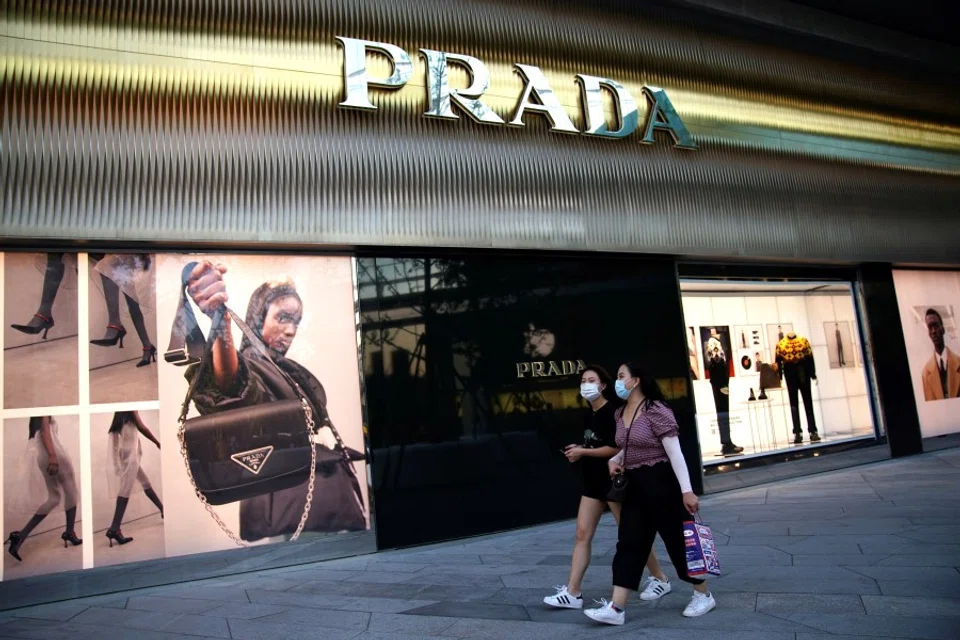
175, 293, 320, 545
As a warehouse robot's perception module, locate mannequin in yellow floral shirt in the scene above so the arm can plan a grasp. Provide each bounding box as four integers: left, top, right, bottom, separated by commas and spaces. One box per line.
775, 332, 821, 445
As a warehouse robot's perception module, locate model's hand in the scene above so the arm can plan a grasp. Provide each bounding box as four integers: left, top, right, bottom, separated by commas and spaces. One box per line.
609, 459, 624, 477
47, 456, 60, 476
186, 261, 229, 316
682, 491, 699, 515
564, 445, 584, 463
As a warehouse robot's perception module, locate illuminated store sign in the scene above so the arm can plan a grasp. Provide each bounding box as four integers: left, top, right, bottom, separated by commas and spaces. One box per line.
336, 37, 697, 149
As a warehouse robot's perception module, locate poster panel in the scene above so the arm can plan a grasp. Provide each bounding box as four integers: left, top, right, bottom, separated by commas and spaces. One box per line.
1, 251, 373, 585
892, 270, 960, 437
156, 254, 371, 557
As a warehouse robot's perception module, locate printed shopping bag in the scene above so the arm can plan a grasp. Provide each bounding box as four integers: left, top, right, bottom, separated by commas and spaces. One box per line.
684, 513, 721, 577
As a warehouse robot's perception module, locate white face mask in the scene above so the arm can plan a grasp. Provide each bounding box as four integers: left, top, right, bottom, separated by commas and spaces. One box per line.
580, 382, 603, 401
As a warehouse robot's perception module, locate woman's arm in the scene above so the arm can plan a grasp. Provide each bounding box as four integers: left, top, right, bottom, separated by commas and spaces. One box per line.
578, 446, 620, 458
564, 444, 618, 463
662, 436, 692, 493
662, 435, 698, 514
210, 314, 240, 392
133, 411, 161, 449
186, 261, 240, 392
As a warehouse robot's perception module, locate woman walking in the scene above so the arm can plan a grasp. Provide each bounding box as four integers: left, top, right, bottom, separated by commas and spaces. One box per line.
104, 410, 163, 547
5, 416, 81, 561
584, 362, 716, 625
543, 365, 670, 609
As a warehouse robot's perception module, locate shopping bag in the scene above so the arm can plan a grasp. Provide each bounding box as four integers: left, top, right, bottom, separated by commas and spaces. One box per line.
684, 513, 721, 577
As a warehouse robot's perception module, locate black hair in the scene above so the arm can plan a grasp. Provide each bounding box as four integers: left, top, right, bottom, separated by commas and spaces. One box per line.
925, 308, 944, 325
620, 360, 667, 408
109, 411, 137, 434
581, 363, 619, 403
28, 416, 45, 440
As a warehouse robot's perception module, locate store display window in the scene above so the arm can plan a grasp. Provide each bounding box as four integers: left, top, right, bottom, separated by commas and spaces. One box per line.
680, 280, 877, 467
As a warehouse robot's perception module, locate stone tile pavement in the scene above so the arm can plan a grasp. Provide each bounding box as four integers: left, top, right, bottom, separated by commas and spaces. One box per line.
2, 448, 960, 639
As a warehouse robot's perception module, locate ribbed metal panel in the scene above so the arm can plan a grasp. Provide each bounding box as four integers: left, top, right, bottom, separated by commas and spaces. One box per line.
1, 0, 959, 263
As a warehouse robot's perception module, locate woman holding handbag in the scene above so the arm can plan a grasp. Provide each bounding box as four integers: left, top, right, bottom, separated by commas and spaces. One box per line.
584, 362, 716, 626
543, 365, 669, 609
177, 261, 366, 542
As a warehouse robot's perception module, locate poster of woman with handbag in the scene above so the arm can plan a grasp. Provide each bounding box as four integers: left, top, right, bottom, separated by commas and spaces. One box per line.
157, 256, 369, 553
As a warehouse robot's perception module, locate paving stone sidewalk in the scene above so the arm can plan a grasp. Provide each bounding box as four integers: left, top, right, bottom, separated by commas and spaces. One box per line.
3, 448, 960, 640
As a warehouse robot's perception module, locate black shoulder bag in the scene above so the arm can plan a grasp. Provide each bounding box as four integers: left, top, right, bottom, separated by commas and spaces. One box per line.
606, 402, 644, 503
167, 262, 360, 545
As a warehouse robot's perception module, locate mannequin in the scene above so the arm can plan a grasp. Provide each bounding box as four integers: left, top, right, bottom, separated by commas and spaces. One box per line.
704, 328, 743, 456
775, 331, 820, 444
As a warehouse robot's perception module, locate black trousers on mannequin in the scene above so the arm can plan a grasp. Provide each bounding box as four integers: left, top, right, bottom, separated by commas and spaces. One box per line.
710, 380, 732, 446
784, 364, 817, 436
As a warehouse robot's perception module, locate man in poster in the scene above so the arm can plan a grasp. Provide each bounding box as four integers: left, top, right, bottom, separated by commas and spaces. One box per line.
921, 308, 960, 401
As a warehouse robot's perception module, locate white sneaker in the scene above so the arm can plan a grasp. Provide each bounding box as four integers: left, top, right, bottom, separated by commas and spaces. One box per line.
543, 585, 583, 609
682, 591, 716, 617
584, 599, 625, 626
640, 576, 672, 601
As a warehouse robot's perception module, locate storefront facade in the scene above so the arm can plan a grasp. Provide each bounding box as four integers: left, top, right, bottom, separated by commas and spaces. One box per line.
1, 0, 958, 608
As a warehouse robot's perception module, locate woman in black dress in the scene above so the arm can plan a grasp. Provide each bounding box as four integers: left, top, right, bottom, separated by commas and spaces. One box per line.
543, 365, 668, 609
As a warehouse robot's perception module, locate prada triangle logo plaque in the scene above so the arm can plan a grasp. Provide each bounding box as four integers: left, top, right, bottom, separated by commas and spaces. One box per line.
231, 446, 274, 475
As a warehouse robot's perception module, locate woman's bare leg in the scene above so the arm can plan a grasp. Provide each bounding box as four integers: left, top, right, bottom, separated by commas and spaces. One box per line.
566, 497, 605, 596
646, 548, 668, 582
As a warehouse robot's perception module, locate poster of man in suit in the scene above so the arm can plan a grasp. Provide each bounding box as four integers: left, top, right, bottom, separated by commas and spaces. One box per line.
920, 307, 960, 402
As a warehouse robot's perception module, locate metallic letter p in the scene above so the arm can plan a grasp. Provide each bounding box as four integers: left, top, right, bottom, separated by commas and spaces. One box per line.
336, 37, 413, 110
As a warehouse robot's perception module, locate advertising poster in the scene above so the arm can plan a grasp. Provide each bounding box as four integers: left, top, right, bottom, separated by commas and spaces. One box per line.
766, 323, 793, 364
3, 415, 83, 580
90, 410, 165, 567
1, 251, 374, 585
156, 254, 370, 557
4, 254, 79, 409
823, 321, 855, 369
700, 326, 734, 380
892, 270, 960, 437
88, 254, 159, 404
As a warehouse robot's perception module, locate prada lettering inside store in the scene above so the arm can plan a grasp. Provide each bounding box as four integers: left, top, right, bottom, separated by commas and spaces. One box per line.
1, 0, 959, 609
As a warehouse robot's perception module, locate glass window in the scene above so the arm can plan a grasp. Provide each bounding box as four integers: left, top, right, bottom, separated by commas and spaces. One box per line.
680, 280, 877, 470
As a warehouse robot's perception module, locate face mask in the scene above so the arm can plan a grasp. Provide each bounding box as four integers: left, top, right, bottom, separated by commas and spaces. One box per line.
615, 379, 633, 400
580, 383, 602, 401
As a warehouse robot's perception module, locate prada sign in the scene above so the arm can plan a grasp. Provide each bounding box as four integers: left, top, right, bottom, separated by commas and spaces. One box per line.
336, 37, 697, 149
516, 360, 587, 379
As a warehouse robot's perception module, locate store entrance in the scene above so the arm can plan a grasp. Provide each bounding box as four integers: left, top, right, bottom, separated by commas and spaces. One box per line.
680, 279, 878, 472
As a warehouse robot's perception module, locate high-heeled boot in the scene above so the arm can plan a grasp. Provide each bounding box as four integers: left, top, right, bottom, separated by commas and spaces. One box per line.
105, 529, 133, 547
106, 497, 134, 547
5, 513, 47, 562
62, 506, 82, 547
144, 488, 164, 519
5, 532, 24, 561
